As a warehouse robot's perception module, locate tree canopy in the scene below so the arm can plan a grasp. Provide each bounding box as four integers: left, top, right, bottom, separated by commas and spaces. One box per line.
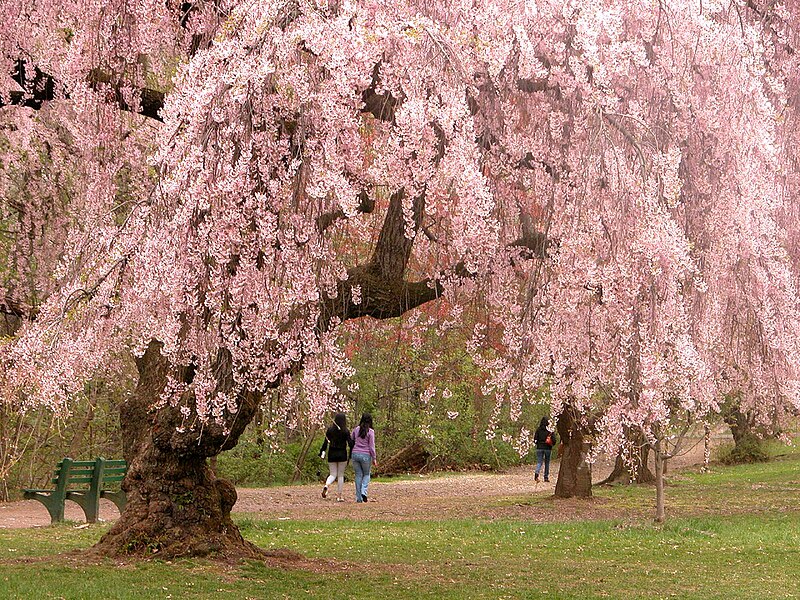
1, 0, 799, 556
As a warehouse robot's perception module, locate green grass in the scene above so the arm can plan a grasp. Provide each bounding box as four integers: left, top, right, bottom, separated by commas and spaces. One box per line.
592, 449, 800, 517
2, 453, 800, 599
235, 515, 800, 599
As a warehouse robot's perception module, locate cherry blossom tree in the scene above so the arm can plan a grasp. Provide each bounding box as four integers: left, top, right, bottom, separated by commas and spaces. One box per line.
1, 0, 799, 555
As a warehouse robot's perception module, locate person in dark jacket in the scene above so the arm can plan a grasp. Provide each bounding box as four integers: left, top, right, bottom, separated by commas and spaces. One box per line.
319, 412, 354, 501
533, 416, 557, 483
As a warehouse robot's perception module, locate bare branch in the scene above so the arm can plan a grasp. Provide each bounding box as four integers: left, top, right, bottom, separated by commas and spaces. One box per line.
315, 190, 376, 233
361, 63, 401, 122
1, 61, 165, 122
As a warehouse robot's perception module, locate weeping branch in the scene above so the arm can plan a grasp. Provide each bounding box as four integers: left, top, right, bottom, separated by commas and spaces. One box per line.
86, 70, 165, 122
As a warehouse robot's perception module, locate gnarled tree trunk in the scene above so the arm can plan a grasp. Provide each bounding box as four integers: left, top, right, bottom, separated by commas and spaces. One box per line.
554, 405, 592, 498
94, 342, 265, 559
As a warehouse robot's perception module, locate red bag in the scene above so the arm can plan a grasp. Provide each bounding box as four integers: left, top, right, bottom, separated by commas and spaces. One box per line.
545, 433, 554, 447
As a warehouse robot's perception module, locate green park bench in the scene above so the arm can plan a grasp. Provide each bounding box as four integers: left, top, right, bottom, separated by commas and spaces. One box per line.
22, 457, 127, 524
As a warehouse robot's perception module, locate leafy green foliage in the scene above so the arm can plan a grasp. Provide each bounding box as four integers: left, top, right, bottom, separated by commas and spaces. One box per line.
215, 438, 325, 486
340, 315, 549, 472
0, 375, 130, 501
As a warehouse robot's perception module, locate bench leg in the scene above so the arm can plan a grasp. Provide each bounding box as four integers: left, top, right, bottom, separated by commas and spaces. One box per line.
101, 490, 127, 515
66, 491, 99, 523
23, 493, 65, 524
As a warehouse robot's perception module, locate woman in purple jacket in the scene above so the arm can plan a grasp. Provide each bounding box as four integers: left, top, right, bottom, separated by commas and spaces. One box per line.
350, 413, 378, 503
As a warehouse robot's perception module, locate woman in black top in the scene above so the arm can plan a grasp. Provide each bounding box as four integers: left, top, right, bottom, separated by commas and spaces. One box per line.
319, 413, 353, 501
533, 417, 557, 483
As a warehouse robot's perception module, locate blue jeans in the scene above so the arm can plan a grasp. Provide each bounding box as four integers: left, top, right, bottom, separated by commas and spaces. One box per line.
535, 448, 552, 479
351, 452, 372, 502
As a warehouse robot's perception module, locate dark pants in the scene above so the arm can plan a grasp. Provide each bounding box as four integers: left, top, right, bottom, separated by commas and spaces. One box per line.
535, 448, 552, 479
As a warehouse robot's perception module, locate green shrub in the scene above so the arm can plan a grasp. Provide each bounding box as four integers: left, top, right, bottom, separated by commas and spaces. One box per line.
215, 437, 326, 487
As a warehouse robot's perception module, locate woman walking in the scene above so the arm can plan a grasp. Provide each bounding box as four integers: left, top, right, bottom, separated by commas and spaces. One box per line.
533, 416, 557, 483
319, 412, 353, 502
350, 413, 377, 503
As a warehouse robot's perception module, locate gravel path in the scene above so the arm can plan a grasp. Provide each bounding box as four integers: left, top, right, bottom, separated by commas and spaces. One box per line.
0, 435, 719, 529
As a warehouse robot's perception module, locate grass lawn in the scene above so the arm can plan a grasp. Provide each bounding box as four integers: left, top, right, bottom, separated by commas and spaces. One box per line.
1, 451, 799, 599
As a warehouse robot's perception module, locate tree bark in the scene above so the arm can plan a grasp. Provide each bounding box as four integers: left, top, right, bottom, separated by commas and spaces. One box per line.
554, 406, 592, 498
94, 342, 266, 559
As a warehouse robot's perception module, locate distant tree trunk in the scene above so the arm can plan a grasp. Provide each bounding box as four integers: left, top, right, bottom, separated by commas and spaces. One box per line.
94, 342, 265, 559
724, 404, 753, 447
554, 405, 592, 498
597, 430, 656, 486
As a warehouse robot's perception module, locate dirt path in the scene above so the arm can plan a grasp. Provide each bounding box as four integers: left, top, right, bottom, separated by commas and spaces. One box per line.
0, 434, 719, 529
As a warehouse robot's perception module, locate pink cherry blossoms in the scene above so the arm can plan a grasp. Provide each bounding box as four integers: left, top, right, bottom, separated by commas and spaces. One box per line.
0, 0, 798, 457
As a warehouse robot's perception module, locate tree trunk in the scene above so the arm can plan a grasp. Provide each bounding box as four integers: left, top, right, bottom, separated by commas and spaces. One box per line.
94, 342, 267, 559
596, 431, 655, 486
554, 406, 592, 498
723, 401, 755, 448
86, 187, 551, 559
654, 439, 665, 523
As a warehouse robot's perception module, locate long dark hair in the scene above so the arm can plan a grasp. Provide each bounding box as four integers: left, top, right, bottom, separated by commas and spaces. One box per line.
333, 412, 347, 430
538, 416, 550, 430
358, 413, 373, 438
